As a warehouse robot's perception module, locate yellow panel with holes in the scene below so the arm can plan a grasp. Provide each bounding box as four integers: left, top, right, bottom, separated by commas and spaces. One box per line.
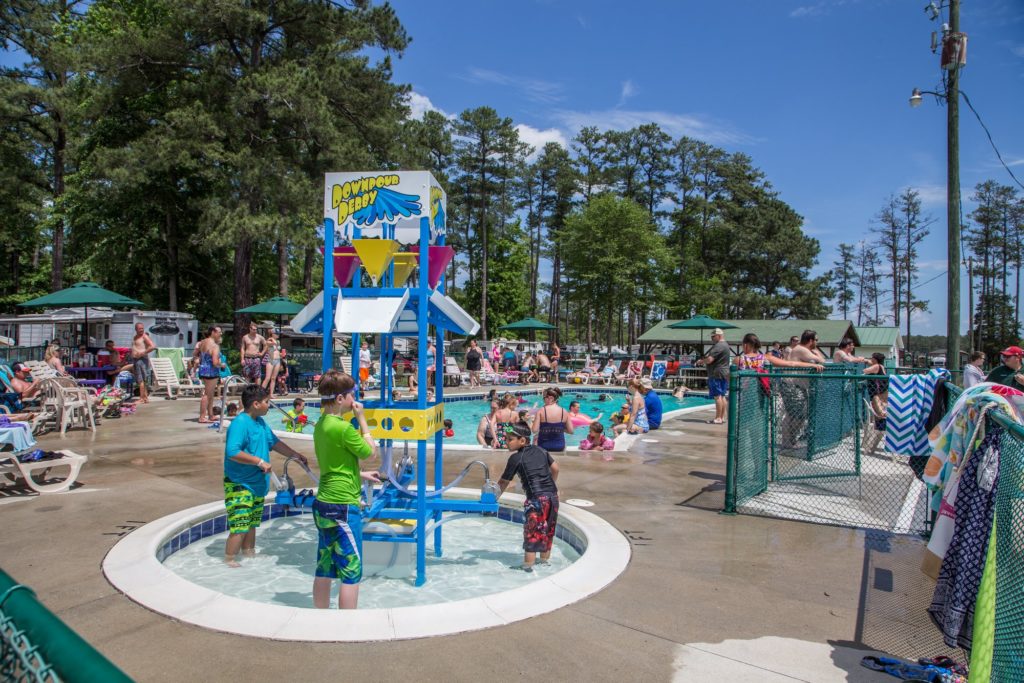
341, 404, 445, 440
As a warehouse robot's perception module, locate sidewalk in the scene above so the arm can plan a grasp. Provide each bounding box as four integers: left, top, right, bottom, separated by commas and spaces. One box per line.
0, 399, 948, 682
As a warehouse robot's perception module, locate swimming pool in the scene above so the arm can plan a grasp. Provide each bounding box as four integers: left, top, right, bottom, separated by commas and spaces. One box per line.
267, 388, 712, 447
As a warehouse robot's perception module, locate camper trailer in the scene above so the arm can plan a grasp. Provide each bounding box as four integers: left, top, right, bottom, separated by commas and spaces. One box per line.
0, 308, 199, 351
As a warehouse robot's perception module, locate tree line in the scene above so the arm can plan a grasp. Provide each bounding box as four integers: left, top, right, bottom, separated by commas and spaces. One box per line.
1, 0, 831, 346
831, 181, 1024, 362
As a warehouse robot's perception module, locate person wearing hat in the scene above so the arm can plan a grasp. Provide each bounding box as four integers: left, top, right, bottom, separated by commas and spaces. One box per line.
696, 328, 731, 425
7, 362, 43, 401
638, 377, 663, 430
984, 346, 1024, 387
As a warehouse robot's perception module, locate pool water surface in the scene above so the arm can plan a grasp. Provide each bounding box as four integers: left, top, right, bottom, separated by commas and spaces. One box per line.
268, 390, 711, 447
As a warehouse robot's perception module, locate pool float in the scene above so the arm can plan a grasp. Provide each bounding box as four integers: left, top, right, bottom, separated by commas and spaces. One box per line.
570, 413, 599, 427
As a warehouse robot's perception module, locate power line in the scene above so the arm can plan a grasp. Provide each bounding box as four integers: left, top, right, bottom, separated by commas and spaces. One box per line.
960, 90, 1024, 192
872, 269, 949, 308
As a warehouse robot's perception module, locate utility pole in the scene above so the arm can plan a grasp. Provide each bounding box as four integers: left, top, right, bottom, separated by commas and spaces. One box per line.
967, 255, 974, 352
946, 0, 962, 374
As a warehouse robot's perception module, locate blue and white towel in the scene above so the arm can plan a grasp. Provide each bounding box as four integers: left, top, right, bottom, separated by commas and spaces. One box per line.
885, 368, 950, 456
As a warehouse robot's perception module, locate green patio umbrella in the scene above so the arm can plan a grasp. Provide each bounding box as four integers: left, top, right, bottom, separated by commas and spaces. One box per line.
236, 296, 305, 333
498, 317, 557, 331
18, 281, 144, 347
498, 317, 557, 343
667, 314, 738, 354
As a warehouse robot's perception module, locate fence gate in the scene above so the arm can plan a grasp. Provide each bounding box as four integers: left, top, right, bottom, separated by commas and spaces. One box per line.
726, 369, 931, 534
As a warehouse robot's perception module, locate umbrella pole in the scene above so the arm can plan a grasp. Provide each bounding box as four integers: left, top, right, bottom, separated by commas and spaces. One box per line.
83, 306, 88, 349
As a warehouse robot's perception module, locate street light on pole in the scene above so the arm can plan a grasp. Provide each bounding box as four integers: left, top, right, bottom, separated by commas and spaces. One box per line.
909, 0, 964, 373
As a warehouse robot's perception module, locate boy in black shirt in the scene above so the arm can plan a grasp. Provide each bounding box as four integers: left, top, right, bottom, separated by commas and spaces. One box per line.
497, 423, 560, 572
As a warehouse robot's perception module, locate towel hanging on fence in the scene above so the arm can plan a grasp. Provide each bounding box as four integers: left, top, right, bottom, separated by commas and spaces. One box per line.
927, 427, 1000, 650
885, 369, 950, 456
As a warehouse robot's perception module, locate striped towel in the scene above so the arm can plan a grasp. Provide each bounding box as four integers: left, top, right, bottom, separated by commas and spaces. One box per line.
885, 369, 950, 456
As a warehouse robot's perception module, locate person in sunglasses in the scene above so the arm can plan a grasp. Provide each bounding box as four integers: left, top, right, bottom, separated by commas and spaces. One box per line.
496, 423, 560, 573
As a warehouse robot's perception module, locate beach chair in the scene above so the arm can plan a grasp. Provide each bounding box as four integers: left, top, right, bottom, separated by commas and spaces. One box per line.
479, 359, 501, 385
443, 357, 469, 387
650, 361, 668, 385
586, 361, 615, 386
862, 397, 887, 456
616, 360, 644, 385
0, 421, 88, 493
151, 357, 202, 399
39, 379, 95, 435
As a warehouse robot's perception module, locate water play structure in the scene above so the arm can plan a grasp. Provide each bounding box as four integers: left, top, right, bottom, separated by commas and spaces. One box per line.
286, 170, 496, 586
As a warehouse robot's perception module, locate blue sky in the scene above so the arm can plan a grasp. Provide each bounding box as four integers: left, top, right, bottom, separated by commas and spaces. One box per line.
390, 0, 1024, 335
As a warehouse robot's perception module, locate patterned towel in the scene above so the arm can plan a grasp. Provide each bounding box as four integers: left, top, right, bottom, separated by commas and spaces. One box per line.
885, 369, 950, 455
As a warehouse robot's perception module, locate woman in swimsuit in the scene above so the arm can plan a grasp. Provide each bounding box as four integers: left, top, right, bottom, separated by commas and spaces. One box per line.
262, 330, 282, 399
194, 326, 223, 424
549, 343, 561, 378
476, 400, 499, 447
532, 387, 574, 452
489, 393, 520, 450
624, 379, 650, 434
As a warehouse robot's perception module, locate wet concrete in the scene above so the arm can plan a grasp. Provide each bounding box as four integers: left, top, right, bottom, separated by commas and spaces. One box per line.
0, 394, 951, 682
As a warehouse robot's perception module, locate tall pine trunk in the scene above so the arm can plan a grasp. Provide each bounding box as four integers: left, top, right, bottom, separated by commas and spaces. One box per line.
277, 238, 288, 296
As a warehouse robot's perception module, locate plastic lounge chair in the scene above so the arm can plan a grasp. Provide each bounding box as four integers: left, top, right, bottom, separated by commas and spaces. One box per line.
650, 361, 668, 385
479, 359, 501, 385
615, 361, 643, 385
0, 441, 88, 494
444, 358, 469, 387
590, 361, 617, 386
39, 379, 95, 435
151, 357, 189, 399
862, 397, 888, 456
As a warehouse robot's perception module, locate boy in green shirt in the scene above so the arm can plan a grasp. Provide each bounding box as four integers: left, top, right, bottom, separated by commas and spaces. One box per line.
312, 370, 381, 609
284, 397, 308, 433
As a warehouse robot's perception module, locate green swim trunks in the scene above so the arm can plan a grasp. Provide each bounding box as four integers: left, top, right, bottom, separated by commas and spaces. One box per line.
224, 478, 265, 535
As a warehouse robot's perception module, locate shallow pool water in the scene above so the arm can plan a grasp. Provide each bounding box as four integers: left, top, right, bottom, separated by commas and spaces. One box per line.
268, 390, 711, 447
162, 514, 580, 609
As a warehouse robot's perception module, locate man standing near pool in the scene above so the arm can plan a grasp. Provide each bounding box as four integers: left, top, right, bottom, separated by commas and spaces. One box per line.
697, 328, 731, 425
127, 322, 157, 403
240, 322, 266, 384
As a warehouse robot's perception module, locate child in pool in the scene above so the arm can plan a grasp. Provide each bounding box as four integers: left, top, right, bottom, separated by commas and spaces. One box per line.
311, 371, 381, 609
579, 422, 615, 453
225, 402, 239, 417
285, 397, 308, 433
223, 385, 308, 567
443, 418, 454, 438
496, 423, 560, 573
672, 385, 688, 399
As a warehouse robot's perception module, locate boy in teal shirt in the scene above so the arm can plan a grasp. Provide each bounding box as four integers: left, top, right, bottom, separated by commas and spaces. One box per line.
223, 384, 308, 566
312, 370, 380, 609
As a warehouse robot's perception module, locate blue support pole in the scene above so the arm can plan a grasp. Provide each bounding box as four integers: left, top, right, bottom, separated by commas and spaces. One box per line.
321, 219, 335, 375
433, 226, 446, 557
414, 215, 430, 586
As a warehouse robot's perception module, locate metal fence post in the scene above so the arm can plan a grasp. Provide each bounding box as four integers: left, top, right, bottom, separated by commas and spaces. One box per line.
722, 371, 739, 514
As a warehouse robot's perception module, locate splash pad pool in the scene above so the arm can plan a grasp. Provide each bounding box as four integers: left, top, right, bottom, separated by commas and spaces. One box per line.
102, 488, 630, 641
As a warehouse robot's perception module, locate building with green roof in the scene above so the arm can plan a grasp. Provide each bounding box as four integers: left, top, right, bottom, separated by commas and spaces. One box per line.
853, 326, 903, 360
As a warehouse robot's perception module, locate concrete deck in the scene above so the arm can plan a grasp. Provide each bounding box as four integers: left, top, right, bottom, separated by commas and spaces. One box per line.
0, 396, 958, 682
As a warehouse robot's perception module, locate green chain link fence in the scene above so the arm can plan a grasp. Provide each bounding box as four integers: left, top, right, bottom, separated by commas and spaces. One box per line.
725, 367, 933, 534
0, 568, 131, 682
945, 383, 1024, 682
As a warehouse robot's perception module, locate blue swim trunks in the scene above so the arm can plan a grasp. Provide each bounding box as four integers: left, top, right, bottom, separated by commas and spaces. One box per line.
312, 501, 363, 584
708, 378, 729, 398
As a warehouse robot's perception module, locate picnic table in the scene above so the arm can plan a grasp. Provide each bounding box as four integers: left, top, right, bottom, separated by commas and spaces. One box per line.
67, 365, 116, 388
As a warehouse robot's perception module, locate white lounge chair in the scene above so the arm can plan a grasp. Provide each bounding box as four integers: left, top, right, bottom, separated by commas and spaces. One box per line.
0, 443, 88, 494
444, 358, 469, 387
151, 357, 203, 399
39, 379, 95, 435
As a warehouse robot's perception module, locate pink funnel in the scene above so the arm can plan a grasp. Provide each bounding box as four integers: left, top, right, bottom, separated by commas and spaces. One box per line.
409, 245, 455, 289
319, 246, 361, 287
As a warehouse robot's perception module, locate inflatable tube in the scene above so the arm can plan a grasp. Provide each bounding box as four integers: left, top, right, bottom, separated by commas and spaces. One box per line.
570, 415, 594, 427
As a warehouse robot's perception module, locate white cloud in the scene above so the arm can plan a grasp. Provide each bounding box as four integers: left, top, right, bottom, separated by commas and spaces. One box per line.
552, 108, 754, 146
515, 123, 568, 159
790, 3, 827, 18
1010, 43, 1024, 58
619, 80, 637, 106
462, 68, 564, 103
907, 183, 947, 206
404, 91, 452, 120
